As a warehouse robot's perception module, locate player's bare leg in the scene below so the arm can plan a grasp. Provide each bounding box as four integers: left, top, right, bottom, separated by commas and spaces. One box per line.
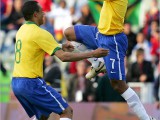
110, 80, 156, 120
59, 106, 73, 120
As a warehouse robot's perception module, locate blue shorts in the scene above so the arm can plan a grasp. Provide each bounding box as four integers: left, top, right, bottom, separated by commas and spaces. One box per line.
11, 77, 68, 119
74, 25, 128, 80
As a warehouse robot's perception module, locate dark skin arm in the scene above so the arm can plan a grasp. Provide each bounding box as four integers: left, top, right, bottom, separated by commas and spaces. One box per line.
61, 41, 74, 52
54, 48, 109, 62
56, 41, 109, 62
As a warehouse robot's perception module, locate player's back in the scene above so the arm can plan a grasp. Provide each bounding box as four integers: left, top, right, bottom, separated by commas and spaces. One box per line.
13, 22, 53, 78
98, 0, 128, 35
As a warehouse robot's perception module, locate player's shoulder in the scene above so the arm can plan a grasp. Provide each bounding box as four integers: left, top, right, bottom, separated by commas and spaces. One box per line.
39, 27, 51, 36
39, 27, 51, 35
39, 28, 54, 39
19, 23, 40, 34
27, 25, 52, 39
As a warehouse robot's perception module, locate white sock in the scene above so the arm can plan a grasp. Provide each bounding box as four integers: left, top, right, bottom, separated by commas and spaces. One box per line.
33, 117, 38, 120
60, 118, 71, 120
121, 87, 150, 120
71, 41, 103, 68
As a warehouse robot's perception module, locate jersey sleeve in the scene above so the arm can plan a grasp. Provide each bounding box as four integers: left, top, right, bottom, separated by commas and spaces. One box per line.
34, 29, 61, 55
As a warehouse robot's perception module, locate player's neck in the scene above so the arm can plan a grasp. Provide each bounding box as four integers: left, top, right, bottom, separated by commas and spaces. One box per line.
28, 19, 40, 26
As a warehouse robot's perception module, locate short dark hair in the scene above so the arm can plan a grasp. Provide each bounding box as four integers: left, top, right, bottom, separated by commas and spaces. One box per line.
136, 48, 144, 56
22, 1, 40, 20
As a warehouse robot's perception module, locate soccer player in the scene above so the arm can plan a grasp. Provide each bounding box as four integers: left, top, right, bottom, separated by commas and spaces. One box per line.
11, 1, 109, 120
64, 0, 156, 120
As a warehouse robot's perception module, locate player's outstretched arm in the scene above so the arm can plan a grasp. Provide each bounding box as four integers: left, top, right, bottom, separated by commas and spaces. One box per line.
54, 48, 109, 62
61, 41, 74, 52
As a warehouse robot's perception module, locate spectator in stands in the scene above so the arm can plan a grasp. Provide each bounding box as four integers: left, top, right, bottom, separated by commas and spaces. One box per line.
0, 0, 13, 22
143, 0, 159, 39
2, 0, 24, 32
76, 4, 95, 25
68, 60, 95, 102
1, 0, 24, 53
130, 31, 152, 62
148, 20, 159, 41
44, 55, 62, 93
36, 0, 52, 13
150, 30, 159, 64
69, 6, 80, 25
127, 48, 154, 82
48, 0, 72, 42
124, 22, 137, 57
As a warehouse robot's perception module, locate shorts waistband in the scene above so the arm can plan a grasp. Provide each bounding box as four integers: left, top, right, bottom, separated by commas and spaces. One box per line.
99, 32, 125, 37
12, 77, 42, 79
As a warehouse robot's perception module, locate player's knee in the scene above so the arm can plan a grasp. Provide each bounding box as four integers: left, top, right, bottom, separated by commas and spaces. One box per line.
60, 106, 73, 119
64, 27, 71, 40
63, 27, 76, 41
110, 80, 128, 94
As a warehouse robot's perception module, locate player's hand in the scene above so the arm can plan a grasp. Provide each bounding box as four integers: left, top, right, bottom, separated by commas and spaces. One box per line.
62, 41, 74, 52
92, 48, 109, 58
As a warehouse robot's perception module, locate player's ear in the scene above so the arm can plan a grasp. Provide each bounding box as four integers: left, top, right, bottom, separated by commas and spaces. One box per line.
33, 12, 38, 17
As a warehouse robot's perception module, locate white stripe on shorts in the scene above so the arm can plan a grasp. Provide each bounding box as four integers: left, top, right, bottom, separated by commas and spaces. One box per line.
113, 36, 122, 80
38, 78, 65, 111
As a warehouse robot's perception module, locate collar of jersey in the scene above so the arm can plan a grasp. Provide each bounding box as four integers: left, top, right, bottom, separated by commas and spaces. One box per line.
25, 21, 38, 26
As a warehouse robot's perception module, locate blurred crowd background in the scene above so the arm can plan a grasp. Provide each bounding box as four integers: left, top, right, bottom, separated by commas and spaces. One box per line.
0, 0, 159, 109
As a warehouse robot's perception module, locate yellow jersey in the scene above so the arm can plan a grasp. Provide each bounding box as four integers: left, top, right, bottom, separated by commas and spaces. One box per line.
13, 21, 61, 78
98, 0, 128, 35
